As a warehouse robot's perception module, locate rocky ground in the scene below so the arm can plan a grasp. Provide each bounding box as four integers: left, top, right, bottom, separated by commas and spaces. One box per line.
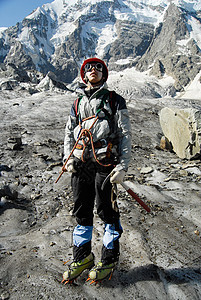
0, 89, 201, 300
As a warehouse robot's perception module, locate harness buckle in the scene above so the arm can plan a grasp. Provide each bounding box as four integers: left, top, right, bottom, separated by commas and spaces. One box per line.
99, 139, 107, 147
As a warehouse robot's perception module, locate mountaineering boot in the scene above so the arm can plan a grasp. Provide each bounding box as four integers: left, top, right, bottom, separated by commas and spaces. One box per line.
62, 253, 95, 284
87, 261, 117, 284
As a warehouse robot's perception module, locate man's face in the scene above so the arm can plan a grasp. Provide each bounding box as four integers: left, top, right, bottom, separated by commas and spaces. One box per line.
84, 62, 103, 84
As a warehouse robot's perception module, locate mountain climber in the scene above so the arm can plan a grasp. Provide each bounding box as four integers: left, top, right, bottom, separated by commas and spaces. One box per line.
62, 57, 132, 284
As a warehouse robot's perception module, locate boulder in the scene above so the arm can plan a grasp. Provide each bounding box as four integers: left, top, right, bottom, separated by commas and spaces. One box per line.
7, 136, 22, 150
159, 107, 201, 159
0, 184, 18, 201
0, 80, 18, 90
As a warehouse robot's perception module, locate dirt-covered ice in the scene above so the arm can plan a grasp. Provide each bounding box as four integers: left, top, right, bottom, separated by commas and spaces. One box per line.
0, 89, 201, 300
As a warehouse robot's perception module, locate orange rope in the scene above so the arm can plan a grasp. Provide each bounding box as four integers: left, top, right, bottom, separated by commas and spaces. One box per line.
55, 115, 112, 183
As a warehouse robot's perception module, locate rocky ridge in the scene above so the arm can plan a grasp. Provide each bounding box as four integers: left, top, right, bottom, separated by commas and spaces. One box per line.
136, 3, 201, 91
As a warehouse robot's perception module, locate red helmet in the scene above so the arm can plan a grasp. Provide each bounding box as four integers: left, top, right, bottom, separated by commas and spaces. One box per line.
80, 57, 108, 83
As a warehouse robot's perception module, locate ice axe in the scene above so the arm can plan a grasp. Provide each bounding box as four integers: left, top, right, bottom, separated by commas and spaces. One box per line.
101, 174, 151, 213
120, 181, 151, 213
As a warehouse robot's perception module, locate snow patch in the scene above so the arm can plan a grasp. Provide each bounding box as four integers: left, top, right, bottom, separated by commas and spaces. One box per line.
50, 23, 77, 45
0, 27, 7, 34
179, 71, 201, 100
188, 15, 201, 50
173, 0, 201, 12
114, 1, 167, 26
115, 58, 136, 65
26, 7, 43, 20
95, 23, 117, 57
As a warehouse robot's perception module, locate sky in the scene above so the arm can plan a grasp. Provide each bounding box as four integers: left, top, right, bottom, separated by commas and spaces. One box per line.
0, 0, 52, 28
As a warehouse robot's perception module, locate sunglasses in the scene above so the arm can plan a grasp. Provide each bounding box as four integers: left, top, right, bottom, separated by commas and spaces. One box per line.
84, 62, 103, 73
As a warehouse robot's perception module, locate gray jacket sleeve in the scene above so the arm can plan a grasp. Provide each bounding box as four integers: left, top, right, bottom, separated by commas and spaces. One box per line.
115, 96, 132, 171
63, 114, 77, 162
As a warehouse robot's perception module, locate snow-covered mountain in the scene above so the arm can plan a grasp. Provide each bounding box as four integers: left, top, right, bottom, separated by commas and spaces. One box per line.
0, 0, 201, 93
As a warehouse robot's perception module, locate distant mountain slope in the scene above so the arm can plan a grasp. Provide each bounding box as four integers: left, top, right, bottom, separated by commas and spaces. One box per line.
0, 0, 200, 91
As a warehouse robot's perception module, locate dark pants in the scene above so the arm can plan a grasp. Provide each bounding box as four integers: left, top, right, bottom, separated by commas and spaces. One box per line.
71, 159, 122, 264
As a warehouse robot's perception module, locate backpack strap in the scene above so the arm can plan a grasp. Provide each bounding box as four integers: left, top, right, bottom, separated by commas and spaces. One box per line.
108, 90, 117, 115
73, 96, 83, 117
99, 90, 117, 115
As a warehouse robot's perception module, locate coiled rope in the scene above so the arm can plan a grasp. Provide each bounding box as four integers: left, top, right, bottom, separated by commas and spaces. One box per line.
55, 114, 112, 183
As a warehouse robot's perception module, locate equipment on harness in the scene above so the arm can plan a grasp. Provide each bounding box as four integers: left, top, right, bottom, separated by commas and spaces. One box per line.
75, 138, 108, 150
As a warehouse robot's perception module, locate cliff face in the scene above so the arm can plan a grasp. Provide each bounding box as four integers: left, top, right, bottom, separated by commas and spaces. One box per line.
136, 3, 201, 91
